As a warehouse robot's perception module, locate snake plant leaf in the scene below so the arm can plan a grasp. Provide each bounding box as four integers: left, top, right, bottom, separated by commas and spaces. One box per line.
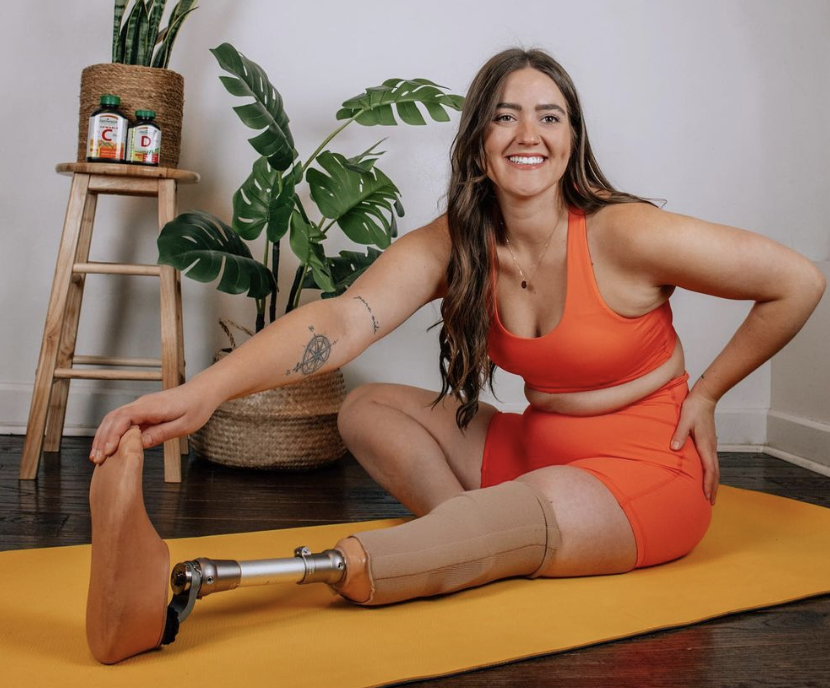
146, 0, 166, 56
112, 0, 128, 62
307, 151, 402, 248
335, 78, 464, 127
119, 1, 142, 64
231, 157, 301, 244
209, 42, 296, 172
151, 0, 198, 68
134, 1, 150, 65
289, 211, 335, 293
157, 211, 275, 298
301, 247, 383, 298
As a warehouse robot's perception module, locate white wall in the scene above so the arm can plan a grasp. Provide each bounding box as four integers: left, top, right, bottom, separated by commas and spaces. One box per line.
1, 0, 828, 444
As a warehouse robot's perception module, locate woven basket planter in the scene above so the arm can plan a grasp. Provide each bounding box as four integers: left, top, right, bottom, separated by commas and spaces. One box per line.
191, 349, 348, 470
77, 63, 184, 168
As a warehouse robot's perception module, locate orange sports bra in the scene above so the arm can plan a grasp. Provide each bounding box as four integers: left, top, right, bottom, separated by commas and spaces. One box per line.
488, 207, 677, 393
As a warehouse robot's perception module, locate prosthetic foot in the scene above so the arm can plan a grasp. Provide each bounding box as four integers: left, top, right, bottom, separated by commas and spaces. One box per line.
86, 426, 171, 664
85, 425, 348, 663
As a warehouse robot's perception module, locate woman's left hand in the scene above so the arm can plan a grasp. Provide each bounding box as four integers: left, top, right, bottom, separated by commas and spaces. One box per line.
671, 386, 719, 506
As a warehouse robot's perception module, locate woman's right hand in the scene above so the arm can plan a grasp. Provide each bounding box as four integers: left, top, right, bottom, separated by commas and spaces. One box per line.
90, 381, 218, 465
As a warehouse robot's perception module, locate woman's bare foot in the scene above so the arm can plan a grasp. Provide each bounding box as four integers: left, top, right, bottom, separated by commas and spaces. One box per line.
86, 426, 171, 664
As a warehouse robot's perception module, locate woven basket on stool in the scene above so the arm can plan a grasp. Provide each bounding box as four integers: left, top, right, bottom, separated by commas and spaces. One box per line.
191, 349, 348, 470
77, 63, 184, 168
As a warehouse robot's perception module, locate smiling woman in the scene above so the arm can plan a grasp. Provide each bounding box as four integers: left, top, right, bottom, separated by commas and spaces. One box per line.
86, 46, 825, 662
485, 70, 572, 200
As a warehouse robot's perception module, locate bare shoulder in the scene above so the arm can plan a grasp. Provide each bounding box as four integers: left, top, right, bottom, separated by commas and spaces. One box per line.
348, 213, 450, 306
380, 214, 450, 285
590, 201, 822, 300
401, 213, 451, 259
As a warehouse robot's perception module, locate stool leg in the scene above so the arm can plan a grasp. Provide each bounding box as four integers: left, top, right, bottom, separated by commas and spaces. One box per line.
21, 174, 91, 479
44, 192, 98, 452
158, 180, 183, 482
175, 271, 189, 456
159, 266, 182, 482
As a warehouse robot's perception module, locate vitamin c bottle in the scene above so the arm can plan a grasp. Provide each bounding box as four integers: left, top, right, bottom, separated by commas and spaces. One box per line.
87, 94, 129, 162
127, 110, 162, 166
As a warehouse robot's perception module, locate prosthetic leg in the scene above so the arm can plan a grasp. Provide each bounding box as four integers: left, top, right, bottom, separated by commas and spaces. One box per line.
87, 429, 560, 663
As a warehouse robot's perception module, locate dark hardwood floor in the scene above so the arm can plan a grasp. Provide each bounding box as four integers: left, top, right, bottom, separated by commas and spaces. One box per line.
2, 436, 829, 687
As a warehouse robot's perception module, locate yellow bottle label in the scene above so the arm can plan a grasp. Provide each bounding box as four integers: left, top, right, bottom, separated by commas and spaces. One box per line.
88, 113, 128, 160
128, 125, 162, 164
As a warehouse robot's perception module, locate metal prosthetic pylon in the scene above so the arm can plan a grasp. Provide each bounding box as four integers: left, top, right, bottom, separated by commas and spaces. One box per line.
162, 547, 346, 644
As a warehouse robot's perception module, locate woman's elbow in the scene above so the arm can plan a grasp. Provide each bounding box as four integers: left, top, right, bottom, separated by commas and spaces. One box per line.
788, 258, 826, 314
804, 261, 826, 304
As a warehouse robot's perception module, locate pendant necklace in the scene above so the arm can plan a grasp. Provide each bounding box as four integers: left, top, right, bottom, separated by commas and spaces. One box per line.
504, 212, 564, 290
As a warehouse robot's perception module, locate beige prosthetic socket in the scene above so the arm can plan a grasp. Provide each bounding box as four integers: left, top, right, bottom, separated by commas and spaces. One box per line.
87, 426, 170, 664
333, 480, 560, 606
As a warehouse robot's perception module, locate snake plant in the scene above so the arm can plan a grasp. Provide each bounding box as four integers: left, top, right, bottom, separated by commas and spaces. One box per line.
112, 0, 198, 68
157, 42, 464, 332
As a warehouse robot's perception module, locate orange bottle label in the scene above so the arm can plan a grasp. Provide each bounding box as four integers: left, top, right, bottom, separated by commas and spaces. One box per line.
88, 114, 128, 160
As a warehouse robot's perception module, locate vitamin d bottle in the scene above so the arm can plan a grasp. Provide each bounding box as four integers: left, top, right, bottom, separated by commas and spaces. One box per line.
87, 94, 129, 162
127, 110, 162, 166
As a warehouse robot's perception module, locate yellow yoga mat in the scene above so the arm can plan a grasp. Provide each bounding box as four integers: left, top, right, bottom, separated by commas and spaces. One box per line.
3, 485, 830, 688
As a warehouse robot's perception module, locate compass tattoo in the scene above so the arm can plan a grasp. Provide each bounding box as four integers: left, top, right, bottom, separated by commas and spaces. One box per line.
285, 326, 337, 376
353, 295, 380, 334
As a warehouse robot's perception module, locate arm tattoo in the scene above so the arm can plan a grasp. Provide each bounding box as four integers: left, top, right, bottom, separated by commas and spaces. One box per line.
285, 325, 337, 376
353, 295, 380, 334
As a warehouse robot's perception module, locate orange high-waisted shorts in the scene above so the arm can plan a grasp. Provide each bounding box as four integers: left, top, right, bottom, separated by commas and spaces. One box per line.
480, 373, 712, 569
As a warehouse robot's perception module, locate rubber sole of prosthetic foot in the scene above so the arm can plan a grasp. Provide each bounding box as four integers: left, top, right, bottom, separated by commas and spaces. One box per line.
86, 426, 171, 664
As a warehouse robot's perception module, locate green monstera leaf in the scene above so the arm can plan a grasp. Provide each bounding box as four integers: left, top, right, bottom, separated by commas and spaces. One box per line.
210, 42, 296, 172
232, 156, 302, 243
336, 78, 464, 126
302, 247, 383, 298
288, 210, 335, 294
158, 211, 275, 298
307, 151, 403, 248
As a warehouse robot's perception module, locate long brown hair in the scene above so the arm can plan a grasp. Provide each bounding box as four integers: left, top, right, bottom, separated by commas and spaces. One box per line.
436, 47, 658, 428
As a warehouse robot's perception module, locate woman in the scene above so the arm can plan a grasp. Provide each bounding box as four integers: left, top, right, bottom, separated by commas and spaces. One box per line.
88, 48, 824, 658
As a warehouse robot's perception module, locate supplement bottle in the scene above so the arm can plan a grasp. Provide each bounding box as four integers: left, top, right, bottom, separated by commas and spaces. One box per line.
87, 94, 129, 162
127, 110, 162, 166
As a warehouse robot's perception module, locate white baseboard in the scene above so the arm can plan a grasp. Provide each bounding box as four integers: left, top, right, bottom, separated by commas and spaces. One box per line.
0, 381, 152, 436
718, 444, 766, 453
766, 410, 830, 472
763, 445, 830, 479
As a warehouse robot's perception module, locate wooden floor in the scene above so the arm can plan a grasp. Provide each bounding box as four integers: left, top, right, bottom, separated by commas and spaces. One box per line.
2, 435, 829, 687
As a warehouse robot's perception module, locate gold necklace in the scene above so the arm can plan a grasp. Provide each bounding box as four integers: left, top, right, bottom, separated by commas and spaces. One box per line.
503, 213, 563, 290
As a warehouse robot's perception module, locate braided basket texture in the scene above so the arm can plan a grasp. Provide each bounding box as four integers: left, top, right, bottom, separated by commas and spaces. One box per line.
191, 323, 347, 470
78, 63, 184, 168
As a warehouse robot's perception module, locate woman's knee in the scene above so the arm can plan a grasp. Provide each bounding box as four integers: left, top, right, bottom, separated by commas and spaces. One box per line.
337, 383, 413, 444
514, 467, 638, 576
338, 383, 382, 440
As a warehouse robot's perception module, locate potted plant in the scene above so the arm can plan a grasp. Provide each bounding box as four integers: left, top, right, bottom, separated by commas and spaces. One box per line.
77, 0, 200, 168
157, 43, 464, 469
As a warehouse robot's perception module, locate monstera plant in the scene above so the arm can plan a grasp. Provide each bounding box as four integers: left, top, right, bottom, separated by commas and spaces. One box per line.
158, 42, 464, 332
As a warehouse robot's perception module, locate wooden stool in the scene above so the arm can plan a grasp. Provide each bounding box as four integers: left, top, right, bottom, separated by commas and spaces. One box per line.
20, 162, 200, 483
